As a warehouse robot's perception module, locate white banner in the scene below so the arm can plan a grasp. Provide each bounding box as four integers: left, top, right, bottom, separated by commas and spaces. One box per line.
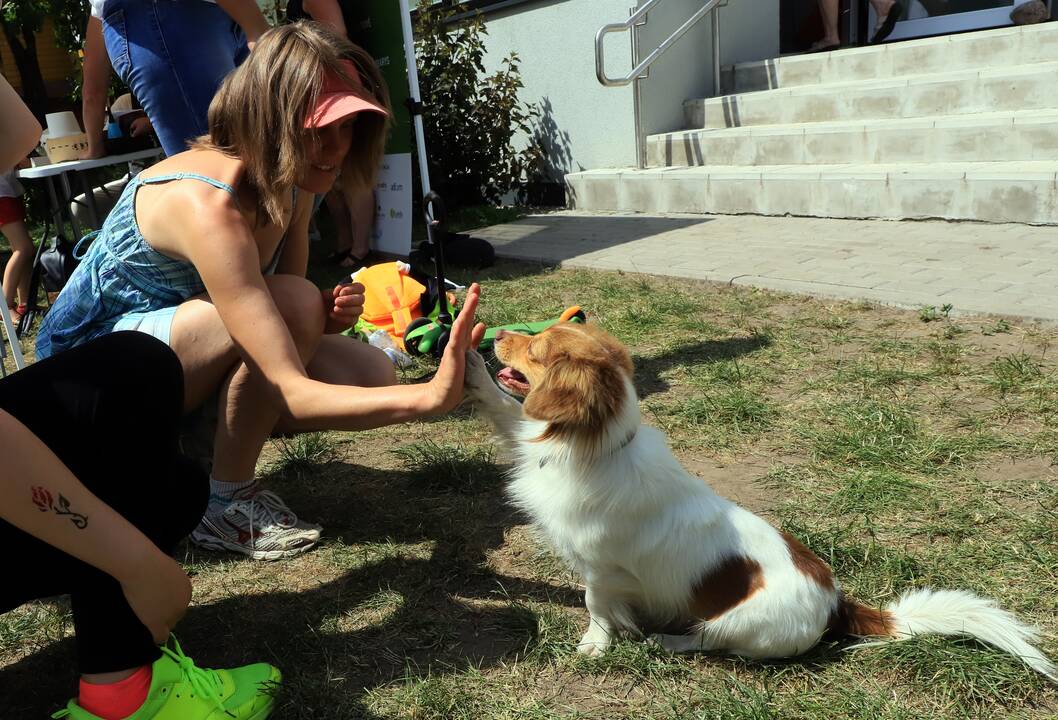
371, 152, 413, 256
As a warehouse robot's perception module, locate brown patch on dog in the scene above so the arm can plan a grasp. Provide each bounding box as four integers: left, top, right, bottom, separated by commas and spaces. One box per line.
496, 323, 635, 444
689, 556, 766, 621
781, 531, 835, 590
825, 596, 894, 640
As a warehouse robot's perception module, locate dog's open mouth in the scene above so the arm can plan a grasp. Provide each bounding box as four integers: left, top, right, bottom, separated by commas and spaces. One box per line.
496, 367, 531, 396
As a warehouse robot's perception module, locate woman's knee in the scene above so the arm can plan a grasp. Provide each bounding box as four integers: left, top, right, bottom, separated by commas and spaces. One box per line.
135, 455, 208, 549
360, 345, 398, 387
267, 274, 327, 354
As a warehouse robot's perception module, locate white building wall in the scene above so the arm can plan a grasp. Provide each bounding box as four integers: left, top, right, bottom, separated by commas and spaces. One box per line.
474, 0, 639, 178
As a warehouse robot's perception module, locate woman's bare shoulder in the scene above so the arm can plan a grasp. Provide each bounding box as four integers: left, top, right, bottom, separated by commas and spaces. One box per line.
135, 150, 250, 258
139, 147, 245, 189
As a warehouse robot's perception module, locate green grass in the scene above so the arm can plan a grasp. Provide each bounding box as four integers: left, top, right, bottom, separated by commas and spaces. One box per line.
391, 440, 497, 494
269, 431, 341, 480
5, 255, 1058, 719
800, 399, 998, 474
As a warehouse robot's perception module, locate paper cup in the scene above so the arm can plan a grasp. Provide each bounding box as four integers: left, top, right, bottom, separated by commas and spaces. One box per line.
45, 111, 82, 138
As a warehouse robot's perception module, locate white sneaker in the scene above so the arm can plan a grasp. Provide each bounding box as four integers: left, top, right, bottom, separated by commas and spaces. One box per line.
191, 489, 322, 561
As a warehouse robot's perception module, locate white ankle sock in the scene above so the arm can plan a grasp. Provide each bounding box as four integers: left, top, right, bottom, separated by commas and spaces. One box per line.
207, 476, 258, 517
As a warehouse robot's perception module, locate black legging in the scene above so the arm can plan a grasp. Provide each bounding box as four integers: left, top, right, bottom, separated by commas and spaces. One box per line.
0, 332, 207, 673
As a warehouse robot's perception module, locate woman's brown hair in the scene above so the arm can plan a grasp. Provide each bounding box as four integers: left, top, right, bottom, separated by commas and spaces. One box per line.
196, 21, 391, 225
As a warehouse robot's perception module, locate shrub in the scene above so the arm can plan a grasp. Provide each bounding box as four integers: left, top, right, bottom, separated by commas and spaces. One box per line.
414, 4, 542, 207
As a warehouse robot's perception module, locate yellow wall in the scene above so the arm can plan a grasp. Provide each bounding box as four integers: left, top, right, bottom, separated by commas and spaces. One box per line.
0, 18, 77, 96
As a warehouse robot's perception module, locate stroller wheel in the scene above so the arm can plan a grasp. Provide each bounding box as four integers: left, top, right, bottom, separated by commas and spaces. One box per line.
403, 317, 434, 357
435, 330, 451, 358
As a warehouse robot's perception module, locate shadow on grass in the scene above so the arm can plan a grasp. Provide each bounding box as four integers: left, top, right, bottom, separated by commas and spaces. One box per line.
0, 459, 580, 719
634, 334, 773, 399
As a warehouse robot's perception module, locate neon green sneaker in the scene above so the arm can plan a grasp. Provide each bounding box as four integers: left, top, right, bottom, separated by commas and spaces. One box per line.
53, 636, 281, 720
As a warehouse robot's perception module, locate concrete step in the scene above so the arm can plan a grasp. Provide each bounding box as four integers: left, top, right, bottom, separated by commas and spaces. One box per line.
565, 162, 1058, 224
723, 22, 1058, 93
649, 110, 1058, 168
686, 61, 1058, 129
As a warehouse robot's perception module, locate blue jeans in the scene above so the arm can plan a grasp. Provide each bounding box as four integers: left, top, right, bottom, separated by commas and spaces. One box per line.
101, 0, 249, 157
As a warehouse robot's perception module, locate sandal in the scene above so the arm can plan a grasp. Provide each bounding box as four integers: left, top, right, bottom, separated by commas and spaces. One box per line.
808, 39, 841, 54
6, 304, 24, 325
326, 247, 371, 267
870, 2, 903, 44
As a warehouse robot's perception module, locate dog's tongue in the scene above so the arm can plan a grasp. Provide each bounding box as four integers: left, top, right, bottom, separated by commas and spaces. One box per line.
497, 367, 530, 394
497, 367, 527, 384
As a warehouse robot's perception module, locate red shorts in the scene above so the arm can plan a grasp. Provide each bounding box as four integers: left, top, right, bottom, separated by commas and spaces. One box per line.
0, 196, 25, 227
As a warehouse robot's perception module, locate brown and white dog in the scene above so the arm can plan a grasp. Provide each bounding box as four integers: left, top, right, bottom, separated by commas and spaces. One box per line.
463, 322, 1055, 678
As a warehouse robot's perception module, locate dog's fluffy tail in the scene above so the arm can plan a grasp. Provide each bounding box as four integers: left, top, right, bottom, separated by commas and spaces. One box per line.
836, 589, 1056, 681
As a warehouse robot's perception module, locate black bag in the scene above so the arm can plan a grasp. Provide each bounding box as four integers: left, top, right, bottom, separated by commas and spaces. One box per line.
39, 235, 80, 295
408, 233, 496, 279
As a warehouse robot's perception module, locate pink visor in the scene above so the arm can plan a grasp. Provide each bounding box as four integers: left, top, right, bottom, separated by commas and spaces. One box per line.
304, 60, 388, 129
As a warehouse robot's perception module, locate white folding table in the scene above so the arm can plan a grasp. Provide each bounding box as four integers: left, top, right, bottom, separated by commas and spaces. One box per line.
14, 147, 162, 338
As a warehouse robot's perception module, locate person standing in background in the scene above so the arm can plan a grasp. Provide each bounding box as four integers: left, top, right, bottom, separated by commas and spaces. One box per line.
813, 0, 903, 52
288, 0, 380, 269
90, 0, 270, 157
1, 162, 34, 326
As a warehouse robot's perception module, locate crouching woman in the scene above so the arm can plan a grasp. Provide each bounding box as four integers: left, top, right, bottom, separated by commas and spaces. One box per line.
36, 22, 485, 561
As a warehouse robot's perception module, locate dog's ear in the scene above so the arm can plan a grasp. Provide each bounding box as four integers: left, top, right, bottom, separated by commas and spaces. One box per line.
524, 358, 626, 441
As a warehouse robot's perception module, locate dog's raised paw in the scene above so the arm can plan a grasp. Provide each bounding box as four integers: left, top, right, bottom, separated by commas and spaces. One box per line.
463, 350, 492, 395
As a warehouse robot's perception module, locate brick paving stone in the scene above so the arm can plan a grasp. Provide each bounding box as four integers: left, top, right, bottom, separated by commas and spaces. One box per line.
474, 211, 1058, 322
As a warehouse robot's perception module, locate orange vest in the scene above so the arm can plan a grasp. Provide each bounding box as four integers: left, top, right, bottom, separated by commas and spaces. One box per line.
355, 262, 426, 350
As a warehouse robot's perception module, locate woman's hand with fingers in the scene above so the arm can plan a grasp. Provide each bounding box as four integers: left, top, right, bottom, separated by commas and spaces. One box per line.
425, 283, 486, 415
119, 546, 192, 643
325, 281, 366, 333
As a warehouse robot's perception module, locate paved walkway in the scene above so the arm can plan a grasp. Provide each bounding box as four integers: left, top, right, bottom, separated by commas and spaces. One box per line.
473, 211, 1058, 322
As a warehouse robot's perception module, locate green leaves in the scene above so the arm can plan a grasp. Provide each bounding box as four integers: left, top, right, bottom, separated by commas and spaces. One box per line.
414, 5, 542, 206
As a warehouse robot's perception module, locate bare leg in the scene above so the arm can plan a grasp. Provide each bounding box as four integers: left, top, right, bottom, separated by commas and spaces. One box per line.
345, 185, 375, 261
815, 0, 841, 48
1, 220, 34, 310
169, 275, 327, 483
869, 0, 896, 26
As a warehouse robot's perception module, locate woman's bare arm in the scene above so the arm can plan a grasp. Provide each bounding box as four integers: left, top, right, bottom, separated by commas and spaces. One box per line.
81, 17, 111, 160
0, 74, 41, 169
215, 0, 271, 46
302, 0, 348, 37
174, 187, 484, 429
0, 409, 194, 641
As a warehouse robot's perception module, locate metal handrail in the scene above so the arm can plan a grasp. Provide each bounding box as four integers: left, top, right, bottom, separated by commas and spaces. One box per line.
596, 0, 727, 93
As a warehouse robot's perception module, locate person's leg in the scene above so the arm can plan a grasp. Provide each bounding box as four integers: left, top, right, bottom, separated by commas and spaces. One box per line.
869, 0, 897, 23
345, 186, 376, 263
166, 275, 399, 558
868, 0, 900, 44
0, 333, 204, 673
1, 219, 33, 315
168, 276, 330, 558
170, 275, 328, 485
101, 0, 248, 156
814, 0, 842, 49
323, 190, 354, 264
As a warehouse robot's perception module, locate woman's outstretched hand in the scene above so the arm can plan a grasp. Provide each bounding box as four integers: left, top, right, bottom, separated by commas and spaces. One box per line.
425, 283, 486, 415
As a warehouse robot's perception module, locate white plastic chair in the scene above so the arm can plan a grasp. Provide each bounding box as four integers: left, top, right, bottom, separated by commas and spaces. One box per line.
0, 279, 26, 376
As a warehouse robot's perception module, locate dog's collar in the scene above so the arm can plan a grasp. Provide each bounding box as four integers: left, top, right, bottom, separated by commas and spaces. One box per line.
538, 428, 638, 469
